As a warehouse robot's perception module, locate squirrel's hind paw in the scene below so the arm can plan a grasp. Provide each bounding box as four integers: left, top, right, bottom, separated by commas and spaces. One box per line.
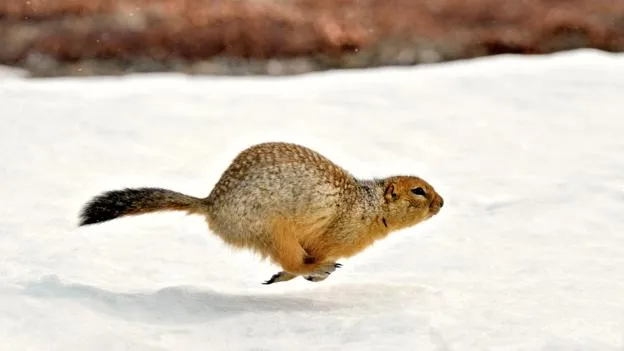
262, 271, 297, 285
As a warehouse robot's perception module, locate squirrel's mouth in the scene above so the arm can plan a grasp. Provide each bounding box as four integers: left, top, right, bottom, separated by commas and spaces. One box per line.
428, 195, 444, 216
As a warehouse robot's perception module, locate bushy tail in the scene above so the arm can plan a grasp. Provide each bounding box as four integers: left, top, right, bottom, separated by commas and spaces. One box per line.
78, 187, 206, 226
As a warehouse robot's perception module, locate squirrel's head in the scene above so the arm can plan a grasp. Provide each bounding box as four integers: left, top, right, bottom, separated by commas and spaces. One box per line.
380, 175, 444, 230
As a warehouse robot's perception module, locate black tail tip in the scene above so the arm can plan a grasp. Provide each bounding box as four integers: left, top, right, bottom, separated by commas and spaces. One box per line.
78, 206, 117, 226
78, 213, 102, 226
77, 189, 134, 227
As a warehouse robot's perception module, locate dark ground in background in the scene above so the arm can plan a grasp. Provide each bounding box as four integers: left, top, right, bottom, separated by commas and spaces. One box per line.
1, 0, 623, 77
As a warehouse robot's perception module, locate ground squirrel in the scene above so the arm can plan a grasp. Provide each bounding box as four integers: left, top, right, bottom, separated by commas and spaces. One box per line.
79, 142, 444, 284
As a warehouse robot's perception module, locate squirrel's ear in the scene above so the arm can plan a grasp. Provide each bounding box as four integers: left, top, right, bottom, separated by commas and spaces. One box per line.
384, 183, 398, 202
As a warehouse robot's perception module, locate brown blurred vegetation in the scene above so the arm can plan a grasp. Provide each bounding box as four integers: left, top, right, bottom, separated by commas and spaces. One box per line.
1, 0, 623, 76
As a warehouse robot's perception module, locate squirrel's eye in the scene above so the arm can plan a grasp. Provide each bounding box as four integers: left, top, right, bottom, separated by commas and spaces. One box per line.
411, 187, 426, 196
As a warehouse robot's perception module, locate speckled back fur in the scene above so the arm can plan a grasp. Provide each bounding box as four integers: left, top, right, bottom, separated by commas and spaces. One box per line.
205, 142, 359, 252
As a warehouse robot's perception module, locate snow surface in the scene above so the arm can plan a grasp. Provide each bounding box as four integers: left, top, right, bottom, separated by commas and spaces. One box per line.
1, 49, 623, 350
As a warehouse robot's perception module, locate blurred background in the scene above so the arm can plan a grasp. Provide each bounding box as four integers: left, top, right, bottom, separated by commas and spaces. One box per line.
2, 0, 623, 77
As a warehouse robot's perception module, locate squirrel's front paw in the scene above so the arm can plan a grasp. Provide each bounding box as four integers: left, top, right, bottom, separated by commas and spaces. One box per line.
304, 262, 342, 282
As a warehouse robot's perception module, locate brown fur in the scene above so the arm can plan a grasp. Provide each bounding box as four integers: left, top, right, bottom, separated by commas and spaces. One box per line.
79, 142, 444, 283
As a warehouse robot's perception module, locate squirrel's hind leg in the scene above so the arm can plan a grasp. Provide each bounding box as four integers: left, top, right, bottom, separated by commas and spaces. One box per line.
264, 217, 340, 284
269, 218, 324, 275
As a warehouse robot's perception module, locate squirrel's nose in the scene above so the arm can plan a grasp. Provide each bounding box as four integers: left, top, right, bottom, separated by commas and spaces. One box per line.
439, 197, 444, 208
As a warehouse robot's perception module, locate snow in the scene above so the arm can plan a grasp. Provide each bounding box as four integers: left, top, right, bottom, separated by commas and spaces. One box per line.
1, 49, 623, 350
